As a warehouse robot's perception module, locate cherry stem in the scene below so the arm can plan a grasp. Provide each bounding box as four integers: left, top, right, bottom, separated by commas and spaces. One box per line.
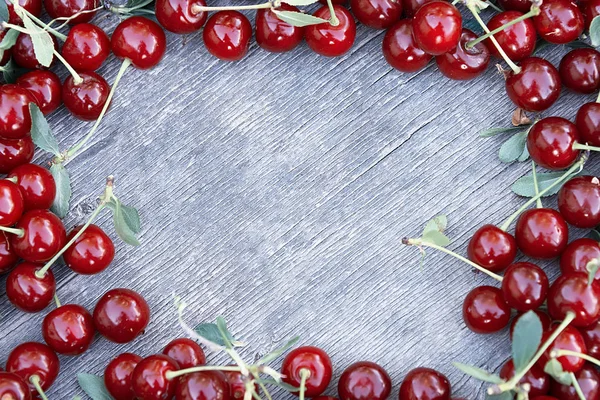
573, 142, 600, 152
0, 226, 24, 236
402, 238, 504, 281
298, 369, 310, 400
165, 365, 241, 380
8, 0, 67, 40
53, 48, 83, 85
108, 0, 153, 14
5, 176, 17, 184
569, 372, 587, 400
46, 6, 102, 31
30, 375, 48, 400
325, 0, 340, 26
532, 161, 542, 209
596, 90, 600, 103
54, 293, 61, 308
552, 349, 600, 367
466, 6, 540, 48
190, 2, 272, 12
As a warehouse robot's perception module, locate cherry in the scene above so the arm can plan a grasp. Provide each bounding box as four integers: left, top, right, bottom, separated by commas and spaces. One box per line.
5, 262, 55, 312
501, 262, 549, 312
62, 23, 111, 72
63, 224, 115, 275
281, 346, 332, 397
131, 354, 179, 400
462, 286, 511, 334
8, 164, 56, 211
398, 367, 451, 399
42, 304, 95, 355
576, 102, 600, 146
467, 224, 517, 273
111, 16, 168, 69
401, 0, 432, 17
583, 0, 600, 29
582, 321, 600, 359
526, 117, 579, 170
350, 0, 402, 29
499, 360, 550, 398
548, 272, 600, 328
313, 397, 338, 400
337, 361, 391, 400
510, 310, 552, 339
6, 342, 60, 395
382, 19, 431, 73
202, 11, 253, 61
485, 11, 536, 62
255, 4, 304, 53
155, 0, 207, 34
6, 0, 42, 25
558, 176, 600, 228
223, 368, 257, 399
0, 136, 35, 174
11, 210, 66, 263
533, 0, 584, 44
550, 363, 600, 399
305, 5, 357, 57
62, 71, 110, 121
539, 324, 587, 372
411, 1, 462, 56
560, 238, 600, 279
16, 71, 62, 116
0, 85, 36, 140
505, 57, 561, 112
0, 233, 19, 273
104, 353, 142, 400
436, 28, 490, 80
559, 48, 600, 94
175, 370, 230, 400
0, 371, 31, 400
497, 0, 530, 12
43, 0, 97, 24
162, 338, 206, 369
515, 208, 568, 259
93, 288, 150, 343
0, 180, 24, 227
12, 33, 58, 70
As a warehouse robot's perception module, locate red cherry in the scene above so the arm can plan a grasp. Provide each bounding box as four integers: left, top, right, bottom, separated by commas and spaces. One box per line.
155, 0, 207, 33
305, 5, 357, 57
411, 1, 462, 56
436, 28, 490, 80
62, 71, 110, 121
576, 102, 600, 146
43, 0, 97, 24
0, 180, 24, 226
382, 19, 431, 73
560, 238, 600, 279
463, 286, 511, 334
131, 355, 179, 400
526, 117, 579, 171
467, 224, 517, 273
13, 33, 58, 70
111, 16, 168, 69
16, 71, 62, 115
583, 0, 600, 29
5, 262, 55, 313
104, 353, 142, 400
547, 272, 600, 327
558, 176, 600, 228
8, 164, 56, 211
539, 324, 587, 372
0, 136, 35, 174
505, 57, 561, 112
255, 4, 304, 53
401, 0, 432, 16
398, 367, 451, 400
175, 370, 230, 400
497, 0, 530, 12
532, 397, 559, 400
0, 371, 31, 400
223, 368, 257, 399
63, 224, 115, 275
11, 210, 66, 263
515, 208, 568, 259
0, 232, 19, 274
550, 363, 600, 400
62, 23, 111, 72
499, 360, 550, 398
510, 310, 553, 339
6, 0, 42, 25
42, 304, 95, 356
559, 48, 600, 94
501, 262, 549, 312
6, 342, 60, 395
93, 288, 150, 343
350, 0, 402, 29
313, 397, 338, 400
202, 10, 253, 61
486, 11, 536, 62
582, 321, 600, 359
281, 346, 332, 397
533, 0, 584, 44
0, 85, 36, 140
162, 338, 206, 369
337, 361, 391, 400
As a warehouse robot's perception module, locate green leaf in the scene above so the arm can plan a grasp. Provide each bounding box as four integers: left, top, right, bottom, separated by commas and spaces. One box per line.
194, 321, 237, 347
511, 170, 587, 198
50, 163, 71, 218
422, 215, 447, 237
486, 393, 513, 400
29, 103, 60, 156
544, 358, 572, 385
517, 144, 529, 162
480, 126, 525, 138
108, 198, 140, 246
0, 0, 8, 23
272, 9, 328, 27
2, 59, 26, 84
453, 362, 504, 384
258, 336, 300, 365
422, 230, 450, 247
77, 374, 114, 400
512, 310, 543, 372
21, 16, 54, 68
590, 16, 600, 47
498, 130, 527, 163
107, 199, 141, 234
587, 258, 600, 285
216, 316, 234, 349
589, 229, 600, 241
0, 29, 19, 50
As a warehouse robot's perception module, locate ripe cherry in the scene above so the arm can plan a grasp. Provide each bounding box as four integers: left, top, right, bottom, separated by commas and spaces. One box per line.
401, 0, 432, 16
0, 136, 35, 174
382, 19, 431, 73
11, 210, 66, 263
539, 324, 587, 372
550, 363, 600, 400
0, 180, 24, 227
42, 304, 95, 355
6, 342, 60, 396
0, 371, 31, 400
12, 33, 58, 70
547, 272, 600, 327
162, 338, 206, 369
0, 233, 19, 273
62, 23, 111, 72
155, 0, 207, 33
411, 1, 462, 56
281, 346, 332, 397
533, 0, 584, 44
582, 321, 600, 359
486, 11, 536, 62
337, 361, 391, 400
62, 72, 110, 121
398, 367, 451, 399
501, 262, 549, 312
305, 5, 357, 57
526, 117, 579, 170
203, 10, 253, 61
559, 48, 600, 94
175, 370, 230, 400
505, 57, 561, 112
436, 29, 490, 80
558, 176, 600, 228
131, 355, 179, 400
43, 0, 97, 24
560, 238, 600, 279
5, 263, 55, 313
93, 288, 150, 343
255, 4, 304, 53
16, 71, 62, 115
8, 164, 56, 211
499, 360, 550, 397
350, 0, 402, 29
467, 225, 517, 273
111, 16, 168, 69
223, 368, 258, 399
104, 353, 142, 400
496, 0, 530, 12
515, 208, 568, 259
583, 0, 600, 29
63, 224, 115, 275
313, 397, 338, 400
463, 286, 511, 334
510, 310, 552, 339
6, 0, 42, 25
576, 102, 600, 146
0, 85, 36, 140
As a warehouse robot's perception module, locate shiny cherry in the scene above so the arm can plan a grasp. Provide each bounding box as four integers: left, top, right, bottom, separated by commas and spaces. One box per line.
175, 370, 230, 400
560, 238, 600, 279
576, 102, 600, 146
547, 272, 600, 327
550, 363, 600, 400
203, 10, 253, 61
398, 367, 451, 400
62, 71, 110, 121
104, 353, 142, 400
499, 360, 550, 397
510, 310, 552, 339
12, 33, 58, 70
467, 224, 517, 273
559, 48, 600, 94
223, 368, 257, 399
42, 304, 95, 355
6, 342, 60, 395
382, 19, 431, 73
255, 4, 304, 53
505, 57, 561, 112
5, 262, 55, 312
501, 262, 549, 311
497, 0, 530, 12
305, 5, 356, 57
582, 321, 600, 359
62, 23, 111, 72
436, 28, 490, 80
411, 1, 462, 56
0, 371, 31, 400
0, 233, 19, 273
43, 0, 97, 24
533, 0, 584, 44
281, 346, 332, 397
155, 0, 207, 33
338, 361, 391, 400
63, 224, 115, 275
539, 324, 587, 372
93, 288, 150, 343
6, 0, 42, 25
0, 180, 24, 226
0, 136, 34, 174
515, 208, 568, 259
558, 176, 600, 228
486, 11, 536, 62
8, 164, 56, 211
583, 0, 600, 29
111, 16, 168, 69
16, 71, 62, 116
0, 85, 36, 140
131, 354, 179, 400
526, 117, 579, 170
162, 338, 206, 369
313, 397, 338, 400
402, 0, 433, 16
463, 286, 511, 333
11, 210, 66, 263
350, 0, 402, 29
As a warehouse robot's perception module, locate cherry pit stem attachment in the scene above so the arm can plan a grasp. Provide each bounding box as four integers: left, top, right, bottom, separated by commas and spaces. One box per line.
466, 5, 541, 49
30, 375, 49, 400
299, 369, 310, 400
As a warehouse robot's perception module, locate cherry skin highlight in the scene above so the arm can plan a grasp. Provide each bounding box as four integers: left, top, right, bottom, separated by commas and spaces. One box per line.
11, 210, 67, 263
467, 225, 517, 273
5, 262, 55, 313
162, 338, 206, 369
16, 71, 62, 115
382, 19, 432, 73
104, 353, 142, 400
411, 1, 462, 56
499, 360, 550, 398
533, 0, 584, 44
576, 102, 600, 146
436, 29, 490, 80
0, 85, 36, 140
486, 11, 536, 62
350, 0, 402, 29
63, 224, 115, 275
62, 72, 111, 121
111, 16, 167, 69
255, 4, 304, 53
42, 304, 95, 355
62, 23, 111, 72
175, 370, 231, 400
155, 0, 207, 34
515, 208, 568, 259
501, 262, 549, 312
0, 136, 35, 174
131, 354, 179, 400
305, 5, 357, 57
6, 342, 60, 396
281, 346, 333, 397
505, 57, 561, 112
202, 10, 253, 61
398, 367, 451, 400
8, 163, 57, 211
463, 286, 511, 333
558, 176, 600, 228
338, 361, 391, 400
526, 117, 579, 171
93, 288, 150, 343
559, 48, 600, 94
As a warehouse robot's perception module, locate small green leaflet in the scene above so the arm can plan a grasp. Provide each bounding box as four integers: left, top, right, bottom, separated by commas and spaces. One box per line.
272, 9, 328, 27
479, 126, 525, 138
77, 373, 115, 400
421, 230, 450, 247
452, 362, 503, 384
587, 258, 600, 285
21, 16, 54, 68
511, 310, 543, 372
486, 393, 514, 400
258, 336, 300, 365
0, 29, 19, 50
194, 319, 237, 347
0, 0, 8, 23
50, 163, 71, 218
590, 16, 600, 47
29, 103, 61, 156
544, 358, 572, 385
511, 170, 587, 198
106, 198, 141, 245
499, 130, 527, 163
422, 215, 447, 236
107, 199, 141, 234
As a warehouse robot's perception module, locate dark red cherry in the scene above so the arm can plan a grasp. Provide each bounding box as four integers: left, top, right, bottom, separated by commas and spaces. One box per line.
62, 23, 111, 72
8, 164, 56, 211
62, 71, 110, 121
558, 176, 600, 228
0, 85, 36, 140
6, 0, 42, 25
313, 397, 338, 400
510, 310, 553, 339
43, 0, 97, 24
0, 233, 19, 274
486, 11, 536, 62
463, 286, 511, 334
111, 16, 168, 69
305, 5, 357, 57
175, 370, 230, 400
281, 346, 332, 397
515, 208, 568, 259
223, 368, 257, 399
338, 361, 391, 400
0, 180, 24, 226
398, 367, 451, 400
560, 238, 600, 279
583, 0, 600, 29
202, 10, 253, 61
559, 48, 600, 94
93, 288, 150, 343
11, 210, 66, 263
255, 4, 304, 53
505, 57, 561, 112
547, 272, 600, 328
467, 224, 517, 273
104, 353, 142, 400
6, 342, 60, 395
539, 324, 587, 372
0, 371, 31, 400
497, 0, 530, 12
526, 117, 579, 170
42, 304, 95, 356
501, 262, 549, 312
13, 33, 58, 70
436, 28, 490, 80
499, 360, 550, 398
382, 19, 431, 72
155, 0, 207, 33
5, 262, 55, 313
550, 363, 600, 400
411, 1, 462, 56
350, 0, 402, 29
63, 224, 115, 275
162, 338, 206, 369
533, 0, 584, 44
0, 136, 34, 174
576, 102, 600, 146
131, 355, 179, 400
16, 71, 62, 115
401, 0, 432, 16
582, 321, 600, 359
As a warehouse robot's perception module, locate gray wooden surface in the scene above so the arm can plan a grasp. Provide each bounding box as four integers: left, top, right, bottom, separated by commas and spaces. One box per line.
0, 7, 598, 399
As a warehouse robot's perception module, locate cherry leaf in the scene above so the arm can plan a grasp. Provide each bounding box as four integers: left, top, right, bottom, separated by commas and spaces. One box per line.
544, 358, 572, 385
422, 215, 447, 236
517, 144, 529, 162
479, 126, 524, 138
2, 59, 26, 84
0, 29, 19, 50
421, 230, 450, 247
50, 164, 72, 218
590, 16, 600, 47
29, 103, 61, 156
272, 9, 328, 26
486, 393, 513, 400
77, 373, 114, 400
0, 0, 8, 23
453, 362, 503, 384
107, 199, 141, 234
512, 310, 543, 372
587, 259, 600, 285
258, 336, 300, 365
21, 16, 54, 68
107, 198, 140, 246
511, 170, 587, 198
498, 130, 527, 163
194, 320, 238, 348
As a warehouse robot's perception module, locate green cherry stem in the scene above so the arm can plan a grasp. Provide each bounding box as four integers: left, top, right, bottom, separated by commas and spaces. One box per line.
596, 90, 600, 103
54, 293, 61, 308
0, 225, 24, 236
573, 142, 600, 152
466, 6, 540, 48
9, 0, 67, 40
46, 6, 102, 30
551, 349, 600, 367
298, 369, 310, 400
30, 375, 49, 400
325, 0, 340, 26
165, 365, 242, 380
532, 161, 542, 209
53, 49, 83, 85
570, 372, 587, 400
